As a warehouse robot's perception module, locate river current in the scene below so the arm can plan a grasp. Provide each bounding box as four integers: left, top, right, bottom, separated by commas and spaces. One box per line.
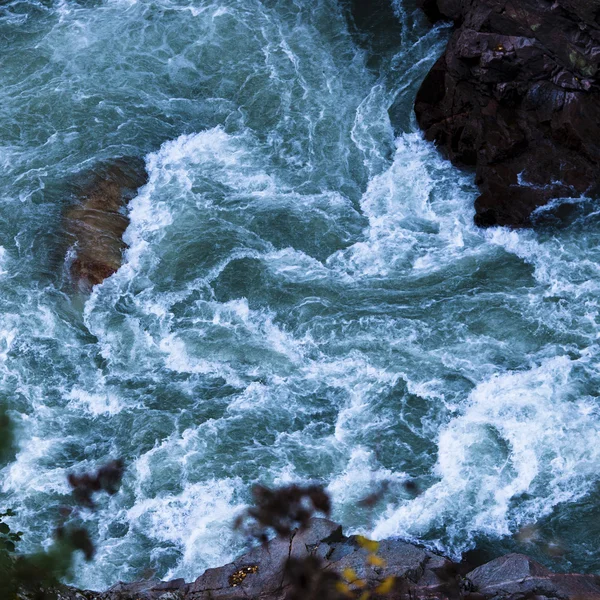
2, 0, 600, 590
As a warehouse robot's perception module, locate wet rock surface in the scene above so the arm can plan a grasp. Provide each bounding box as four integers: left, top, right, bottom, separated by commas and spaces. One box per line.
64, 157, 148, 290
411, 0, 600, 227
42, 520, 600, 600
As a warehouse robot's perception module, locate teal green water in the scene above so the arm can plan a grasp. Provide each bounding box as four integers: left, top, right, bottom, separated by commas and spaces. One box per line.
2, 0, 600, 590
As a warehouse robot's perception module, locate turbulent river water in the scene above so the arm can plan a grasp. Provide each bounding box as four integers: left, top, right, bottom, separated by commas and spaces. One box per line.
2, 0, 600, 591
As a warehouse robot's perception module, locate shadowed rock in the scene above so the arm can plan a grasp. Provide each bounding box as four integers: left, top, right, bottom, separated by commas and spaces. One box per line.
410, 0, 600, 227
64, 157, 148, 290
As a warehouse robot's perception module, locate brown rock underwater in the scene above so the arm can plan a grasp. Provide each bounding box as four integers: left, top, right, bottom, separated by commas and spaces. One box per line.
64, 157, 148, 290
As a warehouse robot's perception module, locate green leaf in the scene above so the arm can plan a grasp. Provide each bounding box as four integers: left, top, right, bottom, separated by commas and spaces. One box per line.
3, 540, 15, 552
0, 523, 10, 535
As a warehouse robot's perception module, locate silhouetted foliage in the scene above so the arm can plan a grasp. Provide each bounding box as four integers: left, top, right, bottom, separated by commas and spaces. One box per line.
55, 526, 95, 562
0, 509, 22, 554
403, 480, 419, 495
234, 483, 398, 600
235, 483, 331, 545
285, 555, 343, 600
284, 542, 398, 600
357, 481, 390, 509
0, 409, 125, 600
68, 459, 125, 508
2, 415, 417, 600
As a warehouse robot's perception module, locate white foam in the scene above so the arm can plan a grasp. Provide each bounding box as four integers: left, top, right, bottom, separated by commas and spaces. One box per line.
0, 325, 15, 367
0, 246, 7, 276
328, 446, 407, 508
485, 226, 600, 297
327, 133, 477, 278
125, 478, 244, 581
114, 127, 272, 284
1, 436, 68, 495
212, 298, 305, 364
159, 333, 245, 387
90, 427, 250, 583
372, 356, 600, 556
66, 388, 124, 416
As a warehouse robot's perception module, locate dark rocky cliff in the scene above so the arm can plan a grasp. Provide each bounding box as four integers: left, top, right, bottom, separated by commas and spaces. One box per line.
412, 0, 600, 227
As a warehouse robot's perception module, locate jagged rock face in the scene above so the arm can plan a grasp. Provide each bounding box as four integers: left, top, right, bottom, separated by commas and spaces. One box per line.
413, 0, 600, 227
64, 157, 148, 290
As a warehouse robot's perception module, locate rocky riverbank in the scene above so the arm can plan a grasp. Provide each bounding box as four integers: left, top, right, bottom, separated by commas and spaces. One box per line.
411, 0, 600, 227
30, 519, 600, 600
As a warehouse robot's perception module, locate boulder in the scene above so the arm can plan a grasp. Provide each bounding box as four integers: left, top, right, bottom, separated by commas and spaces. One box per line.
64, 157, 148, 290
465, 553, 600, 599
411, 0, 600, 227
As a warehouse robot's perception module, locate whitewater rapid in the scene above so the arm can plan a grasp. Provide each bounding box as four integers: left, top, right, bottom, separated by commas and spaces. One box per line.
1, 0, 600, 591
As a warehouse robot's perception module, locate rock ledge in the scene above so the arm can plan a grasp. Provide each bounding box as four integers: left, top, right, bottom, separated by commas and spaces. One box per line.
34, 519, 600, 600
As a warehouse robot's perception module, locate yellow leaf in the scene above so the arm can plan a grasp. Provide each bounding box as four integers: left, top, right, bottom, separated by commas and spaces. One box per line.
354, 579, 367, 588
335, 581, 353, 597
375, 577, 395, 595
375, 577, 396, 594
358, 592, 370, 600
356, 535, 380, 553
367, 554, 386, 567
342, 567, 359, 583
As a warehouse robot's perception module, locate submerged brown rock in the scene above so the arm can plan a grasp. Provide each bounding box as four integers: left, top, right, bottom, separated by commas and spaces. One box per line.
32, 519, 600, 600
64, 157, 148, 289
412, 0, 600, 227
